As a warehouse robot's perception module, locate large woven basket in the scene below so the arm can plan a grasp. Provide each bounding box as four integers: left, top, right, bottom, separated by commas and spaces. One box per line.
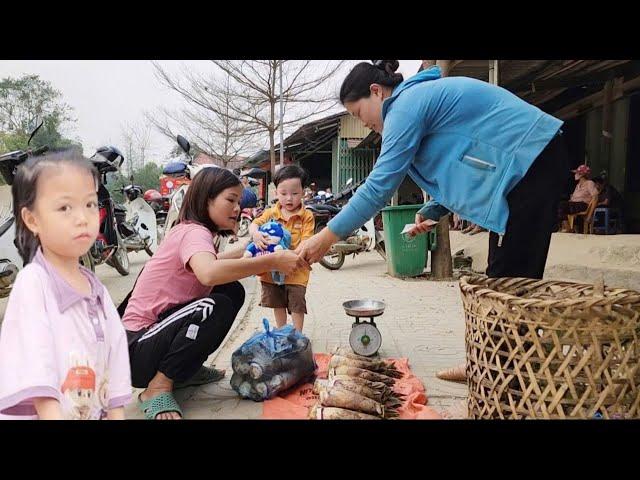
460, 275, 640, 419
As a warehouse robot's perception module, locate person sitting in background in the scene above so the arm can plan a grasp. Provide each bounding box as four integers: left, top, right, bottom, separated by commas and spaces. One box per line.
593, 176, 623, 209
558, 164, 599, 232
240, 175, 258, 210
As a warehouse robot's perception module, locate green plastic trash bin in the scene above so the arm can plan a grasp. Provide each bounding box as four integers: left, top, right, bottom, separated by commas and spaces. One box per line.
381, 204, 437, 278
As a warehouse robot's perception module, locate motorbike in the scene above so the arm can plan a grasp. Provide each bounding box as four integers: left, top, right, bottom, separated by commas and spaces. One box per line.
144, 189, 170, 245
237, 208, 254, 237
237, 202, 265, 238
119, 183, 158, 256
305, 178, 385, 270
161, 135, 193, 239
87, 146, 131, 276
161, 135, 224, 251
0, 203, 23, 298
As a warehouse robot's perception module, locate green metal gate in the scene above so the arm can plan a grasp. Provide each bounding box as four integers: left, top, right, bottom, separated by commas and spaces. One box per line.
332, 138, 376, 192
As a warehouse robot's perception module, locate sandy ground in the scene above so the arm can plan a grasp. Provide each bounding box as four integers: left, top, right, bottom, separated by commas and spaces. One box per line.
450, 230, 640, 290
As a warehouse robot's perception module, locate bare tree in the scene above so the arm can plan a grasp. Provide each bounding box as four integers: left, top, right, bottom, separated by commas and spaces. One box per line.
120, 121, 152, 175
148, 70, 256, 169
120, 124, 135, 176
152, 60, 348, 174
134, 122, 152, 170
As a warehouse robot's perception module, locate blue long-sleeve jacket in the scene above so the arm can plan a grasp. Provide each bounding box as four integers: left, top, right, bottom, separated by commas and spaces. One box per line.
327, 66, 563, 237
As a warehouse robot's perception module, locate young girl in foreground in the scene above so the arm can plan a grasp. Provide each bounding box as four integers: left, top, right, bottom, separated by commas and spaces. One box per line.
0, 151, 132, 420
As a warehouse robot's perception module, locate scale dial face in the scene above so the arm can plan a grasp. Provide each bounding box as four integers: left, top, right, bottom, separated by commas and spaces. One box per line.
349, 322, 382, 356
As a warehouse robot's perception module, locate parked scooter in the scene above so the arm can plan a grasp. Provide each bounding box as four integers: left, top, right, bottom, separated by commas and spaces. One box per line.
162, 135, 196, 238
0, 206, 22, 298
119, 183, 158, 256
161, 135, 224, 251
237, 208, 254, 237
144, 189, 170, 245
87, 146, 131, 276
306, 178, 385, 270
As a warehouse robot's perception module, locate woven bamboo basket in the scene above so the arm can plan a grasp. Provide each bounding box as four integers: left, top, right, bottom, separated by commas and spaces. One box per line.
460, 275, 640, 419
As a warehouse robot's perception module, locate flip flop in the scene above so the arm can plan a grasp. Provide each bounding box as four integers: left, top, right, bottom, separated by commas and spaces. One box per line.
139, 391, 183, 420
173, 366, 226, 389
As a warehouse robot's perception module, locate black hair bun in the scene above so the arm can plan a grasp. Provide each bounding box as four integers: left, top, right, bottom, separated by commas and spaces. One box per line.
372, 60, 400, 74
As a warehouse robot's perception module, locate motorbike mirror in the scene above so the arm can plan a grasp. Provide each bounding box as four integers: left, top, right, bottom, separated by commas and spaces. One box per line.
177, 135, 191, 154
27, 117, 44, 146
130, 175, 134, 182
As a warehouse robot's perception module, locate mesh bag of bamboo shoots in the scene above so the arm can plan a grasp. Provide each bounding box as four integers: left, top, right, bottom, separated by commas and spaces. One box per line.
231, 318, 316, 401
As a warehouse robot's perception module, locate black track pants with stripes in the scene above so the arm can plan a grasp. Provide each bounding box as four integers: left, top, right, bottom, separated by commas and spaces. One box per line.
127, 282, 245, 388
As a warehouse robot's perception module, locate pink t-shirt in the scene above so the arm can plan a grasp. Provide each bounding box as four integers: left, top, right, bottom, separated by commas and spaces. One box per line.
570, 179, 599, 204
0, 249, 132, 420
122, 222, 218, 332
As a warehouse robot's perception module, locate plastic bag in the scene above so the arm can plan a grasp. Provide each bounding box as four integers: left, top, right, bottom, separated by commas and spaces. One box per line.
230, 318, 316, 401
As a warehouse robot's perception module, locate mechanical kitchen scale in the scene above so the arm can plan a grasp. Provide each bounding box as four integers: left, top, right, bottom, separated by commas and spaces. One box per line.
342, 299, 386, 356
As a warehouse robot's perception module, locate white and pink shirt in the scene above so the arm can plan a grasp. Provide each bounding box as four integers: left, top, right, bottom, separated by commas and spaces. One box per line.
0, 249, 132, 420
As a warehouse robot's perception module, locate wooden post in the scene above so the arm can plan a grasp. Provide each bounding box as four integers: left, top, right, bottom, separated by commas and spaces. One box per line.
426, 59, 453, 279
601, 79, 614, 174
419, 61, 433, 206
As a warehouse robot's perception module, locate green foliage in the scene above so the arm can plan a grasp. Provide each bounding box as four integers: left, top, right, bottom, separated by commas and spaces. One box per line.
105, 162, 163, 204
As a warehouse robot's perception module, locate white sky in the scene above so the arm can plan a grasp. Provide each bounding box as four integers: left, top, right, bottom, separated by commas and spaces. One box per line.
0, 60, 422, 162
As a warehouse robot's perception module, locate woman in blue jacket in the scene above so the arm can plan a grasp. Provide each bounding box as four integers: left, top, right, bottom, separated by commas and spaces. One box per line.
298, 60, 569, 281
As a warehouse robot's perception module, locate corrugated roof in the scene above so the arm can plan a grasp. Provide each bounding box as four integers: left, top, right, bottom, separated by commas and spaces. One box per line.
243, 112, 348, 168
243, 149, 270, 168
282, 112, 346, 147
449, 60, 639, 109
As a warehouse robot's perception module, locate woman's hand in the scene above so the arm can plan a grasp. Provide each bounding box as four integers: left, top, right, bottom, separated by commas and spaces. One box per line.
251, 231, 271, 251
407, 213, 439, 237
295, 227, 339, 264
271, 250, 309, 275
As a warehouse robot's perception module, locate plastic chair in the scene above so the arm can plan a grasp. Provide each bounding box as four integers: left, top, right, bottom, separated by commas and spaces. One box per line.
567, 197, 599, 234
591, 207, 621, 235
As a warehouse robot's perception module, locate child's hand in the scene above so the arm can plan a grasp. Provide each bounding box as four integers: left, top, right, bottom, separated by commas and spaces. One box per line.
252, 231, 271, 251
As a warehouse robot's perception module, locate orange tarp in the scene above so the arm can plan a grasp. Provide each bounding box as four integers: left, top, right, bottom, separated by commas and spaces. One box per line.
261, 353, 442, 419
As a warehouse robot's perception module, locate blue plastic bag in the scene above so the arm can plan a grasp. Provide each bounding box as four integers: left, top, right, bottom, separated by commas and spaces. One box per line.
231, 319, 316, 401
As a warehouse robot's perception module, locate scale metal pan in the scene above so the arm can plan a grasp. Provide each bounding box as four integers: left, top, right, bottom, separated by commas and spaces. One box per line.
342, 299, 386, 318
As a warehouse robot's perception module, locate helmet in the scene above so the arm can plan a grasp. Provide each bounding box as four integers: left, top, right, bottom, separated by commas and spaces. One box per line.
144, 189, 162, 202
93, 145, 124, 166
